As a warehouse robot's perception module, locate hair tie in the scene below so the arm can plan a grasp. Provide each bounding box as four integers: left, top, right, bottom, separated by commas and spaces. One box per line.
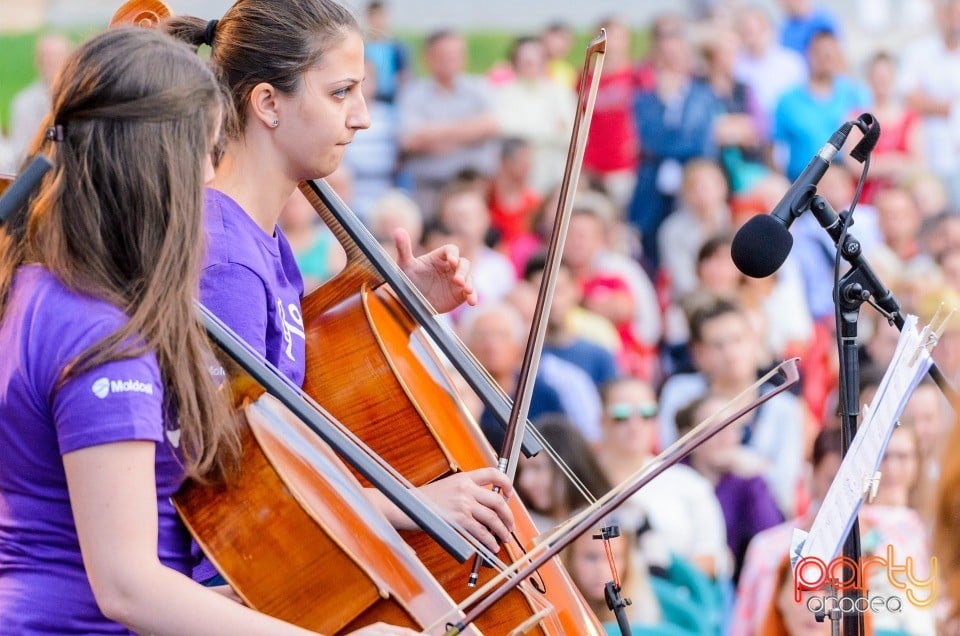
45, 124, 64, 143
202, 19, 219, 47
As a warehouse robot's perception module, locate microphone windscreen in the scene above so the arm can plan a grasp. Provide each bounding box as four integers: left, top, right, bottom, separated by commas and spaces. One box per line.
731, 214, 793, 278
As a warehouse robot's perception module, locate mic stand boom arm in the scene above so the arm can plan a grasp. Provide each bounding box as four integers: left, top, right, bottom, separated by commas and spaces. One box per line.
809, 195, 958, 404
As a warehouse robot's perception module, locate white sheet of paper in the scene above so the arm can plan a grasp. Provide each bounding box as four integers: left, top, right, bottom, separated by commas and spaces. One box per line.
792, 315, 934, 566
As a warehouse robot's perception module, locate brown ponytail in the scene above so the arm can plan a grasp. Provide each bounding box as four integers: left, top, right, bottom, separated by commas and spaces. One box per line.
165, 0, 359, 139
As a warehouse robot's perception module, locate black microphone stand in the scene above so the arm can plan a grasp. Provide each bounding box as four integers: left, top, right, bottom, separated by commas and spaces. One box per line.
805, 194, 958, 635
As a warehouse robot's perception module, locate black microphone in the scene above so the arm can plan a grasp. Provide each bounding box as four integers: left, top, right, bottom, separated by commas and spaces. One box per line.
731, 121, 855, 278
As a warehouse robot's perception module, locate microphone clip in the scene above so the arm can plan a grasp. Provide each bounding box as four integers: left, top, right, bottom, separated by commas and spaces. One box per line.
849, 113, 880, 164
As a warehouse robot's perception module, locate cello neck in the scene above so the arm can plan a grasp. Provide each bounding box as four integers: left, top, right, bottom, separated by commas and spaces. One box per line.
298, 178, 542, 456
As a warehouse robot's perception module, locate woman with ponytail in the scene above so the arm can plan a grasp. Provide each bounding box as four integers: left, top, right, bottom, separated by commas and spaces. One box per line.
163, 0, 516, 587
0, 26, 412, 635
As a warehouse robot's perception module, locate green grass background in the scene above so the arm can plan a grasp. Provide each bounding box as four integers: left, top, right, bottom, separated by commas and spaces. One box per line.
0, 28, 648, 134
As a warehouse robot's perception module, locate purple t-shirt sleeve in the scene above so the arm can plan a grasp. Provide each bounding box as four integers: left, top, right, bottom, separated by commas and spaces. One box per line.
200, 262, 269, 355
52, 354, 164, 455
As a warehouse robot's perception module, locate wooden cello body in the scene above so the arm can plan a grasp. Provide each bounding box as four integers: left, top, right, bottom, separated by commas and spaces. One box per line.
176, 390, 479, 635
298, 184, 604, 636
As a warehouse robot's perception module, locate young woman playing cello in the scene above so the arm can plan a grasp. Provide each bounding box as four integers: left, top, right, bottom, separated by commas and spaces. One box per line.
0, 26, 413, 635
163, 0, 515, 584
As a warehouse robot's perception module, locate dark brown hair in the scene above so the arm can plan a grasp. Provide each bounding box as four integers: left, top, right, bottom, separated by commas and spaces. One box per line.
165, 0, 359, 139
0, 27, 238, 482
687, 296, 745, 344
518, 414, 612, 518
675, 393, 714, 436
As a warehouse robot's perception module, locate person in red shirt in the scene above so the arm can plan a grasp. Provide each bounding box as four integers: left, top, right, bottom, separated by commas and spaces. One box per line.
580, 16, 640, 211
488, 137, 542, 274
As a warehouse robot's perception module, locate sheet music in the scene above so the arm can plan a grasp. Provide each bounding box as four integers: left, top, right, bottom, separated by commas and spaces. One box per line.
792, 315, 935, 565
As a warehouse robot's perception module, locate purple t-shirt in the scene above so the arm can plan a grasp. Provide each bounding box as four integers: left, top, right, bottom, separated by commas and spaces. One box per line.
0, 265, 189, 634
193, 188, 305, 582
715, 473, 784, 580
200, 188, 306, 387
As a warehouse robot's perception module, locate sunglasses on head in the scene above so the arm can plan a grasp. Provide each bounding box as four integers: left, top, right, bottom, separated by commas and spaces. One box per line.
607, 402, 658, 422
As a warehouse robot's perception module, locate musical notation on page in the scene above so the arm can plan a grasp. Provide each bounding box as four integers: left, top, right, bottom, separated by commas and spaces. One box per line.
791, 311, 949, 567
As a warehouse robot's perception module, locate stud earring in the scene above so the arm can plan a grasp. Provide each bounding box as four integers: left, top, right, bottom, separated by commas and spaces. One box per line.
270, 119, 279, 128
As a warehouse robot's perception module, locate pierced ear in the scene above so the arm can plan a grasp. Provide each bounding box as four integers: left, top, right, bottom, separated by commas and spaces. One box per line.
248, 81, 280, 129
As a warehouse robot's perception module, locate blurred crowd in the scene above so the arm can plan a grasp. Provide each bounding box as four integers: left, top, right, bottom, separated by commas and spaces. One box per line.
4, 0, 960, 633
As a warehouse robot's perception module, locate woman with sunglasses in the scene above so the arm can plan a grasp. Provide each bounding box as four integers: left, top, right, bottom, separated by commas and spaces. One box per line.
595, 377, 732, 581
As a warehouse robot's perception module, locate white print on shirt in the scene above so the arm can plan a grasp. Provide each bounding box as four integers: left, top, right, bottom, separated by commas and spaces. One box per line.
166, 426, 181, 448
91, 377, 154, 399
277, 299, 305, 362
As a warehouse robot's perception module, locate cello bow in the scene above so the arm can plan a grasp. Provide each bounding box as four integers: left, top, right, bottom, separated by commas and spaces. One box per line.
441, 358, 801, 634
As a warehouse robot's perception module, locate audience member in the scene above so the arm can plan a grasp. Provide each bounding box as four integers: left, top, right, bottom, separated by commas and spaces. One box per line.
901, 379, 951, 523
872, 186, 930, 270
494, 36, 576, 193
366, 188, 424, 261
458, 302, 565, 450
778, 0, 842, 54
579, 16, 640, 211
844, 51, 923, 204
659, 298, 805, 517
277, 189, 345, 294
565, 205, 661, 381
676, 394, 784, 583
898, 0, 960, 209
398, 30, 499, 217
788, 166, 881, 323
487, 137, 542, 272
629, 16, 720, 267
564, 518, 664, 629
859, 424, 938, 634
734, 6, 807, 127
596, 377, 733, 580
731, 428, 843, 635
516, 414, 611, 532
362, 1, 409, 104
343, 59, 400, 218
658, 160, 731, 298
773, 30, 869, 181
701, 26, 771, 196
436, 182, 516, 316
524, 251, 619, 389
908, 172, 952, 222
8, 34, 71, 166
541, 21, 576, 88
